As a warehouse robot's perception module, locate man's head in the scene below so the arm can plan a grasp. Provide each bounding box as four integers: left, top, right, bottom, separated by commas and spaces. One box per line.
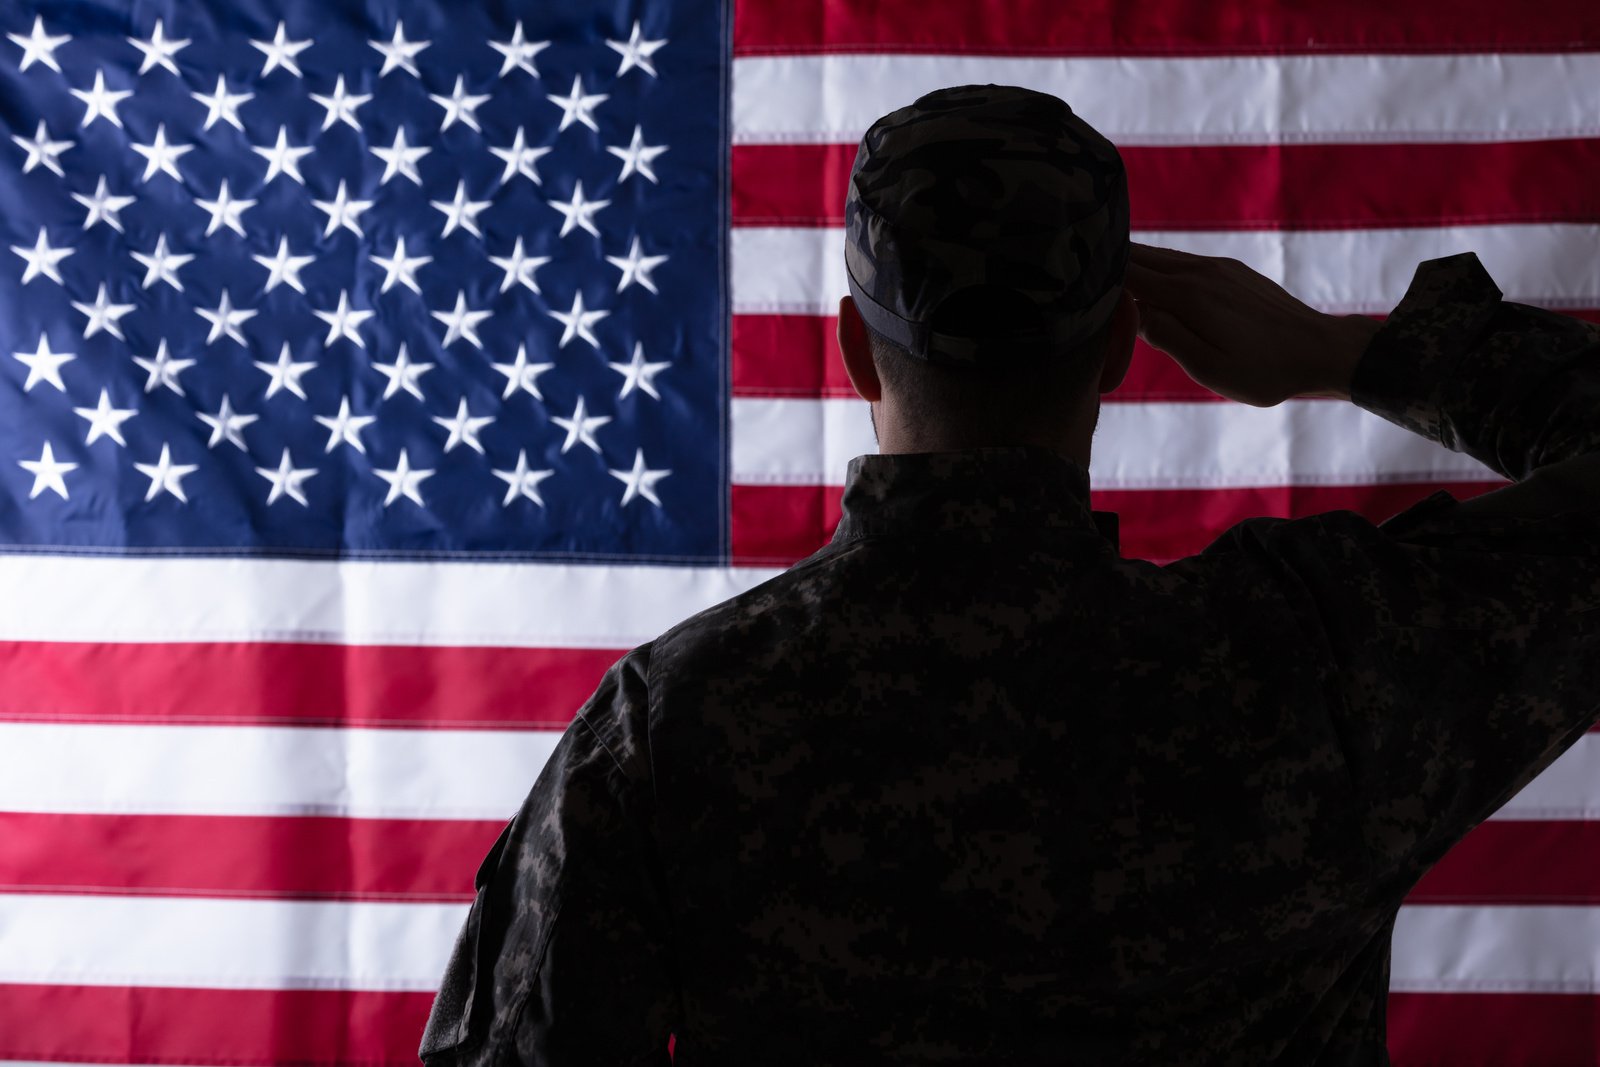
836, 84, 1138, 455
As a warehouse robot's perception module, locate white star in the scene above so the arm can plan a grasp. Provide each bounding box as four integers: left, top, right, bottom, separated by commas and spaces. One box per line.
13, 120, 72, 176
313, 289, 374, 348
251, 235, 315, 294
432, 291, 492, 349
12, 334, 74, 392
251, 21, 311, 78
73, 388, 136, 446
310, 74, 371, 132
254, 342, 316, 400
314, 396, 376, 454
431, 179, 491, 239
19, 442, 77, 500
257, 449, 317, 506
489, 126, 552, 186
488, 236, 551, 294
195, 289, 257, 346
549, 180, 609, 239
371, 126, 429, 185
70, 70, 133, 128
493, 450, 555, 506
432, 397, 494, 454
372, 342, 433, 401
547, 75, 607, 133
195, 179, 256, 237
606, 235, 669, 294
191, 74, 252, 131
129, 19, 189, 76
430, 75, 490, 133
607, 124, 668, 184
9, 16, 70, 73
131, 123, 192, 183
311, 180, 372, 237
606, 21, 667, 78
135, 444, 199, 503
11, 227, 72, 285
610, 448, 670, 507
374, 449, 433, 507
371, 235, 430, 294
550, 395, 611, 455
371, 22, 429, 78
131, 233, 193, 291
133, 339, 194, 395
489, 21, 550, 78
253, 126, 314, 185
548, 290, 608, 349
72, 175, 136, 232
608, 342, 672, 400
71, 283, 135, 341
491, 344, 554, 400
197, 394, 258, 450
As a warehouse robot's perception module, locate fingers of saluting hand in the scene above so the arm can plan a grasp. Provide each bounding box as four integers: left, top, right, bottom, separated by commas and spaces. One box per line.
1124, 245, 1200, 306
1128, 242, 1202, 272
1132, 296, 1216, 360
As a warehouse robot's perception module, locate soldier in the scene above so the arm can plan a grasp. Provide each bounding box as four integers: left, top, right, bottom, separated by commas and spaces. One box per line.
421, 85, 1600, 1065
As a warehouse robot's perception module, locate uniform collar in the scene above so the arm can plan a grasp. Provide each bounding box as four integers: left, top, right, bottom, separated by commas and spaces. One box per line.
830, 447, 1119, 551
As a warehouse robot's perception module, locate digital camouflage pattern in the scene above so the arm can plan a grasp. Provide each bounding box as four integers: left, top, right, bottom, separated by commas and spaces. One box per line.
420, 251, 1600, 1066
843, 84, 1130, 366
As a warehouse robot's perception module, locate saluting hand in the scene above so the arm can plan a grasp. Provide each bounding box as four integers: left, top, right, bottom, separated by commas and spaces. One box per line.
1124, 243, 1382, 408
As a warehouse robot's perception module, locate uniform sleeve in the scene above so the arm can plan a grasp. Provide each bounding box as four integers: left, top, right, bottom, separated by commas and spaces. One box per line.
419, 646, 678, 1066
1192, 254, 1600, 889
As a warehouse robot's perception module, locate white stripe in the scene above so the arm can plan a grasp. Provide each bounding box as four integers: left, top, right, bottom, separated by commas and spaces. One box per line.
1391, 905, 1600, 993
732, 224, 1600, 317
0, 558, 780, 646
0, 722, 559, 820
730, 396, 1500, 489
1487, 732, 1600, 821
2, 890, 1595, 995
732, 53, 1600, 146
2, 717, 1590, 824
0, 892, 464, 992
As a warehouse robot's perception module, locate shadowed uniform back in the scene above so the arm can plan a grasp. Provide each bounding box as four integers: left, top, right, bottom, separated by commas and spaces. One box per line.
420, 86, 1600, 1066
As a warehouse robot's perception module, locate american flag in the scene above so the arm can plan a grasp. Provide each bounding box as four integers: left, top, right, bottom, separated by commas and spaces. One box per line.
1, 1, 1598, 1064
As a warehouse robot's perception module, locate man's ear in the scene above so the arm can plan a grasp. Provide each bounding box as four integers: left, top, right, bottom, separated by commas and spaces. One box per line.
836, 295, 882, 403
1097, 288, 1138, 396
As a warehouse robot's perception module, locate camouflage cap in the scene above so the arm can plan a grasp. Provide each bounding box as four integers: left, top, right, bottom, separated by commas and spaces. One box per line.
844, 84, 1130, 367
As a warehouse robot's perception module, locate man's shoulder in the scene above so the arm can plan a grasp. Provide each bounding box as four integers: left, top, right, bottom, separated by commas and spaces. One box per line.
653, 541, 850, 665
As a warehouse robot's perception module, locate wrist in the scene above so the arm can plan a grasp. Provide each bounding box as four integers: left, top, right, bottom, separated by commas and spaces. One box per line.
1306, 314, 1381, 401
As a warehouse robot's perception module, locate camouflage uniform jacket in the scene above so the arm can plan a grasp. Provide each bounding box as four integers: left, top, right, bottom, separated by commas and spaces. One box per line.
420, 253, 1600, 1066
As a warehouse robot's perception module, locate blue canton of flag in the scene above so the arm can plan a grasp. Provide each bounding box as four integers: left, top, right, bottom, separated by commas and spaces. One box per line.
0, 0, 725, 561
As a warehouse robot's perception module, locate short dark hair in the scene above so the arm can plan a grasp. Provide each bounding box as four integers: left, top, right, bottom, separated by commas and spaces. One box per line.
864, 288, 1111, 444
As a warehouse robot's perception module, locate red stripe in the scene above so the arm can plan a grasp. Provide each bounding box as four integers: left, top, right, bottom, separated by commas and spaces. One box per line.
0, 812, 502, 903
0, 983, 1590, 1067
732, 141, 1600, 230
732, 311, 1600, 400
0, 640, 621, 729
6, 809, 1595, 908
1388, 992, 1600, 1066
1410, 821, 1600, 905
733, 313, 1314, 401
732, 314, 853, 397
0, 983, 432, 1067
1102, 480, 1510, 563
729, 483, 846, 568
733, 0, 1600, 56
732, 480, 1511, 566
